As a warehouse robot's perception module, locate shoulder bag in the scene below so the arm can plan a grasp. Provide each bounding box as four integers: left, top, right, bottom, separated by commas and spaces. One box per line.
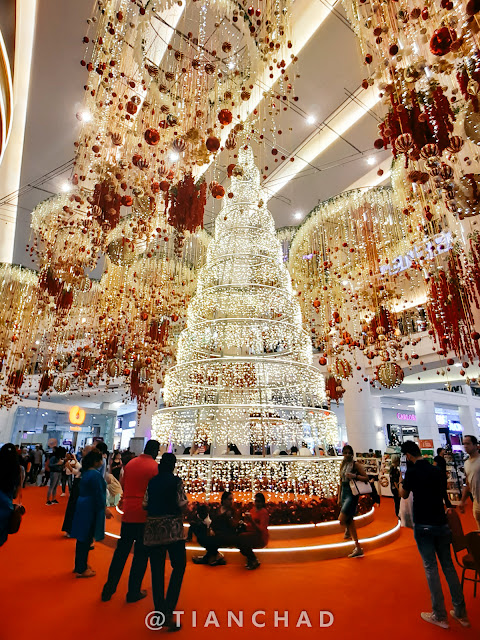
349, 462, 372, 496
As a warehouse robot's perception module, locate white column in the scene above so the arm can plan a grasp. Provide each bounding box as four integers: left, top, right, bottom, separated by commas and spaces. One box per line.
414, 396, 440, 449
343, 368, 383, 453
458, 386, 478, 438
0, 406, 16, 444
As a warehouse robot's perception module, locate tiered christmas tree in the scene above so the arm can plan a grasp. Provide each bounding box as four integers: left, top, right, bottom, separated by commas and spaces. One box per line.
152, 146, 338, 458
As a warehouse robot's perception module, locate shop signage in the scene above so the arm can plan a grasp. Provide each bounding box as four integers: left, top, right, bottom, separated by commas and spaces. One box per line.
70, 426, 82, 432
379, 231, 453, 276
69, 405, 86, 425
397, 412, 416, 421
419, 439, 434, 449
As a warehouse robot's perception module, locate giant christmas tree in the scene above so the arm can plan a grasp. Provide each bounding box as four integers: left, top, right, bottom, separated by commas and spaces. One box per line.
152, 146, 338, 453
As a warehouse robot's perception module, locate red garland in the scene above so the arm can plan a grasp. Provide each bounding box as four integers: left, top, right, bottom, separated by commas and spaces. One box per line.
166, 173, 207, 233
187, 497, 373, 526
426, 253, 480, 361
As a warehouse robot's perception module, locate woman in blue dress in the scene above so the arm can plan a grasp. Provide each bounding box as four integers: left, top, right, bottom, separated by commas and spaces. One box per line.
71, 449, 112, 577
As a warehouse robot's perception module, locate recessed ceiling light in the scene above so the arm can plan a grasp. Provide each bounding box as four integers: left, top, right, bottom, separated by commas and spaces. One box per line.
294, 211, 303, 220
306, 115, 316, 125
76, 110, 92, 123
60, 182, 71, 193
454, 363, 461, 367
169, 150, 179, 162
227, 61, 236, 70
366, 156, 376, 166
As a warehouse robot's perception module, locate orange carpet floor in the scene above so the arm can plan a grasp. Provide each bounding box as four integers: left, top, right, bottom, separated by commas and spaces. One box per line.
1, 487, 479, 640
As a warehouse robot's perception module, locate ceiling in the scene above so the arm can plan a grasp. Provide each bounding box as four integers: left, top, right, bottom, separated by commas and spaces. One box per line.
4, 0, 391, 267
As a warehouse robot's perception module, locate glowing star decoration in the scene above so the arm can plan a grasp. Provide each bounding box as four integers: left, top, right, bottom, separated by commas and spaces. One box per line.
152, 146, 338, 497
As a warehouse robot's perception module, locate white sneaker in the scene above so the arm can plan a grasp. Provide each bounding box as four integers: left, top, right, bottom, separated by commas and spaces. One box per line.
61, 493, 66, 497
450, 610, 470, 628
420, 612, 449, 629
348, 547, 364, 558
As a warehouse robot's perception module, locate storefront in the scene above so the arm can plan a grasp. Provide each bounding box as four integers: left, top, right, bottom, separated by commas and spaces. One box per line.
12, 406, 116, 450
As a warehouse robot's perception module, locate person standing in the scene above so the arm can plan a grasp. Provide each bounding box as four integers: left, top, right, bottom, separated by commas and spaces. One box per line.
143, 453, 187, 632
433, 447, 452, 508
399, 440, 469, 629
101, 439, 160, 603
459, 435, 480, 530
71, 449, 112, 578
0, 444, 22, 547
32, 446, 43, 485
338, 445, 368, 558
389, 455, 401, 517
46, 447, 65, 505
110, 451, 123, 481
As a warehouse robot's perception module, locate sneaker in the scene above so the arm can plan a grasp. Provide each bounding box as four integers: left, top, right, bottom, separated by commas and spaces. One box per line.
348, 547, 364, 558
52, 499, 59, 504
450, 610, 470, 628
246, 559, 261, 570
46, 501, 52, 505
192, 555, 209, 565
60, 493, 66, 497
126, 590, 147, 603
76, 568, 96, 578
209, 555, 226, 566
165, 614, 181, 632
420, 612, 449, 629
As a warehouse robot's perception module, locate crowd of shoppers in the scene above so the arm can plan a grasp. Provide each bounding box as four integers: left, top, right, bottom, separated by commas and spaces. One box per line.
2, 433, 480, 633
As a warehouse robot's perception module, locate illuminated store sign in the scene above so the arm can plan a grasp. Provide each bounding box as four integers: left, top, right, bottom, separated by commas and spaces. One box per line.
397, 412, 416, 421
379, 231, 453, 276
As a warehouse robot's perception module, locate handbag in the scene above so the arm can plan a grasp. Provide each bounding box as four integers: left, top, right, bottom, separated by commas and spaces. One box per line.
348, 462, 372, 496
8, 504, 26, 534
144, 515, 185, 546
349, 478, 372, 496
399, 493, 414, 529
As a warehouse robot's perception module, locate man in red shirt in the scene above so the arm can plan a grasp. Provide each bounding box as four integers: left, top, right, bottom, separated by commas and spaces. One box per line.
101, 440, 160, 602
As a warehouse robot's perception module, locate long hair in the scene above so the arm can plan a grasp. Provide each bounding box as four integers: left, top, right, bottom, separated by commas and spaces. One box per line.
0, 443, 21, 494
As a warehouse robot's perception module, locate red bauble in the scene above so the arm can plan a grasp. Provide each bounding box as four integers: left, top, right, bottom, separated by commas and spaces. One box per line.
211, 184, 225, 199
318, 357, 327, 366
227, 163, 236, 177
206, 136, 220, 152
132, 154, 142, 166
374, 138, 384, 150
126, 101, 137, 115
160, 180, 170, 192
121, 195, 133, 206
144, 128, 160, 145
429, 27, 456, 56
218, 109, 233, 125
467, 0, 480, 15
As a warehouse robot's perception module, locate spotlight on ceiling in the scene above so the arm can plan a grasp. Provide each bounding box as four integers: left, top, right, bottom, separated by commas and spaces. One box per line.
227, 61, 236, 70
60, 182, 72, 193
76, 110, 92, 123
366, 156, 376, 166
169, 151, 180, 162
294, 211, 303, 220
306, 115, 316, 125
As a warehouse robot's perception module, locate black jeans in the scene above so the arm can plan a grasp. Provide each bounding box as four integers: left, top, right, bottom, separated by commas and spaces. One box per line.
149, 541, 186, 615
103, 522, 149, 597
204, 532, 259, 562
74, 539, 92, 573
392, 488, 401, 517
